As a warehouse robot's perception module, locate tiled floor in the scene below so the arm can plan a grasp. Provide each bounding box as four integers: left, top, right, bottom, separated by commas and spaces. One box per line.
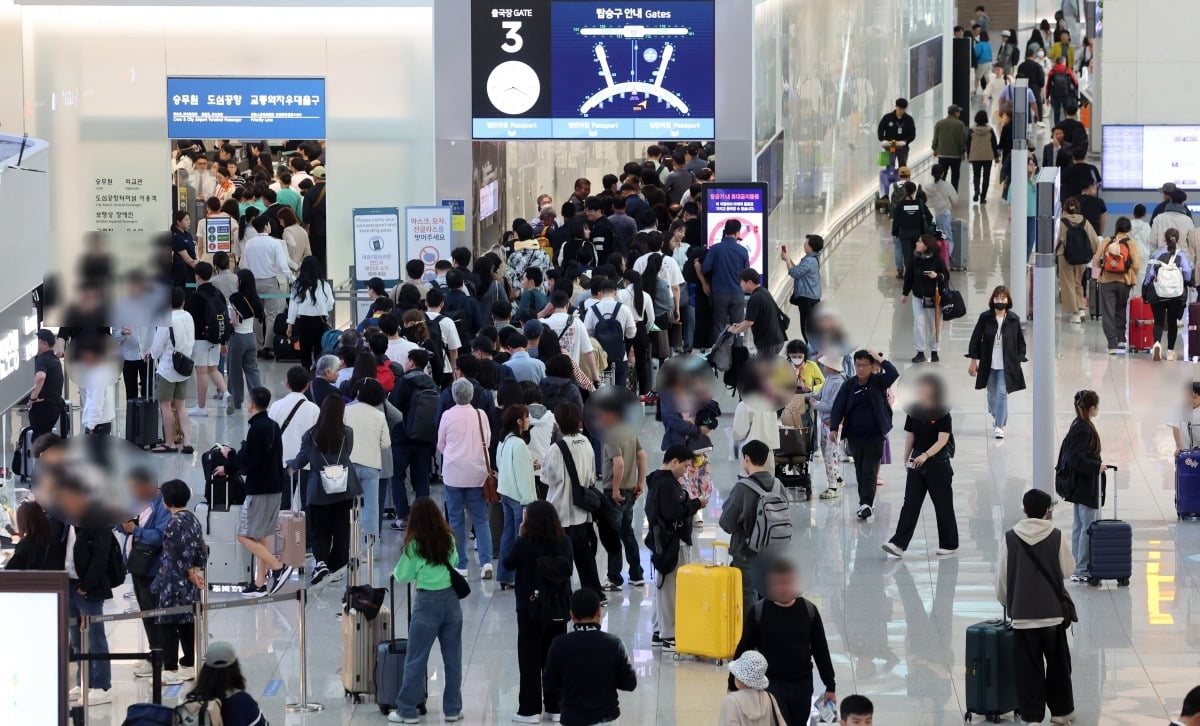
63, 178, 1200, 726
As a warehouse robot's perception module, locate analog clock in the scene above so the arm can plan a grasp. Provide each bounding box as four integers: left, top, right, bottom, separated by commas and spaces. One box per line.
486, 60, 541, 115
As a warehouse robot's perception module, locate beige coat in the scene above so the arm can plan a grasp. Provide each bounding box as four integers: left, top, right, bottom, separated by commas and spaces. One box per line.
1091, 233, 1142, 286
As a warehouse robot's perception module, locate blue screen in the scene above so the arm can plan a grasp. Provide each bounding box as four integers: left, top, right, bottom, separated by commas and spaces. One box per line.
166, 77, 326, 139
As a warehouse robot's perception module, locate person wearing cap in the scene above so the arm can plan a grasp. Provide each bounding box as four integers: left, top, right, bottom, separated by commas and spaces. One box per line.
719, 650, 786, 726
807, 353, 847, 499
1152, 189, 1196, 256
877, 98, 917, 168
997, 29, 1020, 76
702, 219, 751, 342
185, 641, 268, 726
302, 164, 327, 267
1152, 182, 1193, 224
29, 329, 65, 438
1171, 685, 1200, 726
932, 105, 968, 191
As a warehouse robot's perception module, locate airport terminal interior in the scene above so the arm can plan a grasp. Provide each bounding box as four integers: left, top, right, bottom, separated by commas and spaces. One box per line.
3, 0, 1200, 724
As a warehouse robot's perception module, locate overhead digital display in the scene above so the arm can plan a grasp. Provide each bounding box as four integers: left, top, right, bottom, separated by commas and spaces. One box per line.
1103, 125, 1200, 191
702, 182, 769, 281
472, 1, 715, 139
166, 77, 326, 139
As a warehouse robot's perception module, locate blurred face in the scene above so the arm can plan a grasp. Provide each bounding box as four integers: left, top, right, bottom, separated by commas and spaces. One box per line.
766, 569, 797, 602
1190, 391, 1200, 409
853, 357, 872, 379
575, 181, 591, 197
739, 278, 755, 294
194, 158, 208, 171
1028, 157, 1038, 175
895, 106, 905, 117
1052, 129, 1064, 144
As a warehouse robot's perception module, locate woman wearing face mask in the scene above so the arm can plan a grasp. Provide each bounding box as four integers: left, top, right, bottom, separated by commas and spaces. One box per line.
966, 285, 1028, 439
900, 234, 950, 364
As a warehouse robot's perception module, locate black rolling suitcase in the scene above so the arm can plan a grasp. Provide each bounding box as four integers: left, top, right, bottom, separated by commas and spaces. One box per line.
375, 576, 427, 715
125, 360, 159, 449
201, 445, 245, 510
1186, 302, 1200, 362
964, 613, 1016, 722
1086, 464, 1132, 587
1086, 270, 1101, 320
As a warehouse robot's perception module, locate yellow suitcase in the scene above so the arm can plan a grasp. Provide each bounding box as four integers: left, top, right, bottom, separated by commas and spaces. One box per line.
673, 544, 743, 663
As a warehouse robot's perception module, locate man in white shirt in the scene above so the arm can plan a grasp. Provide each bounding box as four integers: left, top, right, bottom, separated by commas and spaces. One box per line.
241, 215, 295, 357
267, 366, 321, 500
188, 156, 217, 202
632, 233, 683, 319
379, 313, 418, 367
544, 290, 597, 381
149, 287, 196, 453
584, 278, 637, 387
424, 288, 461, 375
77, 340, 116, 435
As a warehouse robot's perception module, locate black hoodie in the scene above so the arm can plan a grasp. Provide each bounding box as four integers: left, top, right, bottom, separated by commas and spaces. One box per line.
643, 469, 701, 575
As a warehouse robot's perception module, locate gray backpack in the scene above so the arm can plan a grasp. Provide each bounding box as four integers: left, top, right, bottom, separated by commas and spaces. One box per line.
740, 476, 792, 553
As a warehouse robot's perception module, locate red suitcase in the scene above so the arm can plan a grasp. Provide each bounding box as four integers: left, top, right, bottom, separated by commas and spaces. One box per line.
1127, 297, 1155, 352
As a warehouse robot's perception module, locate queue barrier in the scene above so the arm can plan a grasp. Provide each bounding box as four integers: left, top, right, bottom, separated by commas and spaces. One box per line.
76, 580, 322, 726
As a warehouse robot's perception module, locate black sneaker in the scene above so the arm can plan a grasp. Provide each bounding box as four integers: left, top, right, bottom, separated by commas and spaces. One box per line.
269, 565, 295, 595
629, 578, 645, 587
241, 583, 267, 598
911, 352, 926, 364
310, 563, 330, 586
930, 352, 940, 363
598, 597, 609, 607
856, 504, 873, 521
651, 631, 662, 646
601, 581, 623, 592
390, 517, 407, 531
661, 638, 676, 652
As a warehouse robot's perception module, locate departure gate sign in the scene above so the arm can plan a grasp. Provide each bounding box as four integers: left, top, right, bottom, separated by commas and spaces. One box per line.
166, 77, 326, 139
471, 0, 715, 139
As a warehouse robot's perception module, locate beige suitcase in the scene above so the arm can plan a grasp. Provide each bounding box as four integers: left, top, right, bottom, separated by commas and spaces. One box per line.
273, 473, 306, 569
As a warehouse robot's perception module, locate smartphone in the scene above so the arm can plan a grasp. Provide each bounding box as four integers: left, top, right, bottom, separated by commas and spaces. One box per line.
781, 244, 787, 255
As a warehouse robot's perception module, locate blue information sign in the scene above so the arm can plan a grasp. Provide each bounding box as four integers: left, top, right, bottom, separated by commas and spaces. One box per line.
166, 77, 326, 139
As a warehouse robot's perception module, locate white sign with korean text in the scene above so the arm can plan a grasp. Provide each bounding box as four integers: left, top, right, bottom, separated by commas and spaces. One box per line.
404, 206, 453, 283
353, 207, 402, 285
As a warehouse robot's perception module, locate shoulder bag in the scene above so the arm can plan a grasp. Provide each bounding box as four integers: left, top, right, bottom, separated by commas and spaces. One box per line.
477, 411, 500, 503
168, 328, 194, 377
442, 552, 471, 599
557, 439, 603, 514
1019, 536, 1078, 623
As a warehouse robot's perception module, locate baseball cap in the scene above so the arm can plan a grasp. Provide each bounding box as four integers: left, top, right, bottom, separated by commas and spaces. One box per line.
310, 165, 326, 180
948, 104, 963, 115
1001, 29, 1011, 37
1162, 182, 1179, 194
523, 320, 544, 339
203, 641, 238, 669
898, 166, 912, 178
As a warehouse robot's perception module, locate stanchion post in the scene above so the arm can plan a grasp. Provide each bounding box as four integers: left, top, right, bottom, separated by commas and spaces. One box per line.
79, 613, 89, 726
286, 587, 324, 713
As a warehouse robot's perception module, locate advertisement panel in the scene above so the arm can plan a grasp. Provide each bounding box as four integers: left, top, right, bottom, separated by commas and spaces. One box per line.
702, 182, 768, 280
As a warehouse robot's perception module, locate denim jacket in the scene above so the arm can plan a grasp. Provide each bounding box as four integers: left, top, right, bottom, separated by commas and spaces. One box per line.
788, 253, 822, 300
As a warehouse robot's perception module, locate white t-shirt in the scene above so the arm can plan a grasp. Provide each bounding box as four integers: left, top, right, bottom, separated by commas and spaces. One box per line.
584, 297, 637, 339
633, 252, 684, 288
426, 310, 461, 372
268, 391, 321, 468
543, 311, 594, 362
387, 337, 419, 368
616, 287, 655, 323
1173, 406, 1200, 448
991, 316, 1005, 371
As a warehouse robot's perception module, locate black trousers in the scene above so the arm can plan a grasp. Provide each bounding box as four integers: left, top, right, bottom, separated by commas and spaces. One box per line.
565, 523, 603, 597
971, 160, 993, 198
893, 144, 910, 169
1014, 624, 1074, 723
159, 621, 195, 671
295, 315, 327, 371
631, 325, 651, 395
310, 233, 328, 271
846, 436, 885, 508
309, 498, 352, 572
516, 609, 566, 717
766, 677, 815, 726
123, 359, 150, 400
131, 574, 161, 652
1152, 298, 1185, 350
29, 398, 62, 438
794, 296, 819, 343
938, 157, 963, 191
888, 459, 959, 550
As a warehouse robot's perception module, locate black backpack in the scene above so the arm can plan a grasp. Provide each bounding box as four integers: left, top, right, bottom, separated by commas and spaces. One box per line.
1062, 220, 1093, 264
1050, 71, 1074, 99
198, 287, 232, 345
405, 386, 440, 444
443, 302, 472, 352
106, 532, 127, 589
424, 314, 450, 383
590, 302, 626, 362
528, 553, 573, 625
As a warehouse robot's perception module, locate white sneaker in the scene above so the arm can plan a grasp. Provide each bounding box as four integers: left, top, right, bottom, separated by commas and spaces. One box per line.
994, 427, 1005, 439
85, 688, 112, 706
1167, 350, 1178, 361
176, 666, 196, 681
455, 567, 469, 577
68, 686, 81, 701
513, 715, 542, 724
133, 660, 154, 678
547, 715, 561, 723
386, 712, 419, 724
881, 542, 904, 558
936, 548, 958, 556
162, 670, 184, 686
224, 391, 235, 416
187, 406, 208, 417
481, 563, 494, 580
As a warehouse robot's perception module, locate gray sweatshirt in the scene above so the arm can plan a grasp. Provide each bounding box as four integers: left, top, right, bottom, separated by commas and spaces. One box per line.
809, 372, 846, 425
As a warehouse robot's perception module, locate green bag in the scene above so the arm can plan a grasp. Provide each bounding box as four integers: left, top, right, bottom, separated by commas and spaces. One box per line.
877, 150, 891, 167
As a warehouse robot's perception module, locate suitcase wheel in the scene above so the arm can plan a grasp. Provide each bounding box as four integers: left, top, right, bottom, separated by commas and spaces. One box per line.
1118, 577, 1130, 587
380, 706, 390, 715
1087, 577, 1100, 587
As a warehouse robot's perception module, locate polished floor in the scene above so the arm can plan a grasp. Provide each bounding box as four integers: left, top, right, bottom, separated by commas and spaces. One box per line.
55, 181, 1200, 726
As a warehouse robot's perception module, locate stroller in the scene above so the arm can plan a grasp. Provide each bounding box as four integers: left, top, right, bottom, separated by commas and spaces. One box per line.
774, 398, 814, 501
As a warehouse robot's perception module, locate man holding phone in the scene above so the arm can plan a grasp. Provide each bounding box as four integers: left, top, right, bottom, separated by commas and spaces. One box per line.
828, 350, 899, 520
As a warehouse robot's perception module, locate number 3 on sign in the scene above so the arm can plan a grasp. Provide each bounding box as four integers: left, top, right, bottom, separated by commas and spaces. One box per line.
501, 21, 523, 53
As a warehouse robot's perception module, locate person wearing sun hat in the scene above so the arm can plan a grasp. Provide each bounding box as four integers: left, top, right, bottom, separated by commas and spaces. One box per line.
719, 650, 786, 726
184, 641, 268, 725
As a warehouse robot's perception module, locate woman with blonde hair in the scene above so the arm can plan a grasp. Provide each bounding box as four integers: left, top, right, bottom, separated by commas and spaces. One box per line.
401, 309, 431, 344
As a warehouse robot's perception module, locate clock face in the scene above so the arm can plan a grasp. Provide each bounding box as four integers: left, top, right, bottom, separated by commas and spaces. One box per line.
486, 60, 541, 116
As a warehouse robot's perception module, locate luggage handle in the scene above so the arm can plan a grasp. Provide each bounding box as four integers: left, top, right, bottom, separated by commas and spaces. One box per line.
388, 575, 412, 638
1101, 464, 1118, 518
709, 541, 731, 567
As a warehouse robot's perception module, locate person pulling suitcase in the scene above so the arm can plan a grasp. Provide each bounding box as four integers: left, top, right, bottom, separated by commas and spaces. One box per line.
1054, 389, 1106, 582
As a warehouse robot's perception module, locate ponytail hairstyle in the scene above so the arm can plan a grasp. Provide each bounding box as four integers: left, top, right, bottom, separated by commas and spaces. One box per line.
1073, 389, 1101, 457
1165, 227, 1180, 254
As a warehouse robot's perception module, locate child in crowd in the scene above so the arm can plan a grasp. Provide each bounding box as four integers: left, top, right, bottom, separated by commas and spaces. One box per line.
809, 354, 847, 499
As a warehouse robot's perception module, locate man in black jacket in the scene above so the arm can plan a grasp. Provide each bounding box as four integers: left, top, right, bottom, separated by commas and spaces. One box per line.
734, 558, 837, 726
877, 98, 917, 168
217, 386, 292, 597
57, 469, 117, 705
890, 183, 933, 278
829, 350, 900, 521
389, 349, 439, 529
1017, 48, 1047, 121
543, 588, 637, 725
584, 197, 616, 262
644, 445, 702, 651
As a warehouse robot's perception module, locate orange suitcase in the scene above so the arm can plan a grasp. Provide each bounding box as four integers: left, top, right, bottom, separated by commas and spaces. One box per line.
673, 543, 743, 663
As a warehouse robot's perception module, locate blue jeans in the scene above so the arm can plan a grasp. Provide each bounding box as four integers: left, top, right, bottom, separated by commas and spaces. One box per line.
680, 295, 696, 349
496, 495, 524, 584
398, 587, 463, 718
596, 491, 645, 583
892, 237, 905, 273
445, 485, 493, 569
69, 589, 111, 690
1027, 216, 1038, 261
1071, 503, 1099, 577
355, 464, 381, 539
392, 442, 434, 520
987, 372, 1009, 427
936, 210, 953, 253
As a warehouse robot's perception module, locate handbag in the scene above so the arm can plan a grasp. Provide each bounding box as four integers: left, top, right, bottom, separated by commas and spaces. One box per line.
168, 328, 194, 377
1019, 538, 1079, 624
557, 439, 603, 514
444, 555, 471, 599
318, 436, 349, 495
476, 411, 499, 504
126, 539, 161, 578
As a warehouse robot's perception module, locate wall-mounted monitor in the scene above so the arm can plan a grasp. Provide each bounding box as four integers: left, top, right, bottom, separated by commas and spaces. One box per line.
909, 36, 943, 99
472, 0, 715, 139
1103, 125, 1200, 190
479, 180, 500, 220
0, 571, 69, 726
